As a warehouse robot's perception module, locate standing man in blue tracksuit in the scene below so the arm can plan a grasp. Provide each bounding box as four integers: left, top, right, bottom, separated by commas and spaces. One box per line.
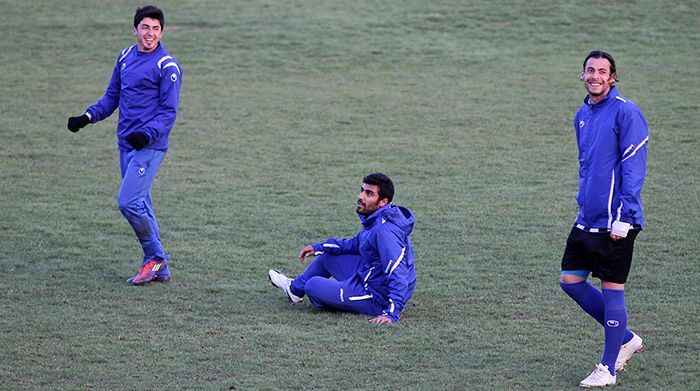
268, 173, 416, 324
66, 5, 182, 285
560, 51, 649, 388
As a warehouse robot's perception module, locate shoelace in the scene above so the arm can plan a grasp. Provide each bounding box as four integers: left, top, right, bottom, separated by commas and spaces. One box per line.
591, 364, 610, 379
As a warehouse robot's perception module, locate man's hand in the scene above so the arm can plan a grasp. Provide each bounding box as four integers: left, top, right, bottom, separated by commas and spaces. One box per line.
610, 221, 631, 241
67, 114, 90, 133
125, 132, 149, 151
298, 245, 315, 261
368, 315, 393, 324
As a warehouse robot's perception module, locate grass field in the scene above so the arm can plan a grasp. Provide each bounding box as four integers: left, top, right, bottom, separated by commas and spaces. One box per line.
1, 0, 698, 389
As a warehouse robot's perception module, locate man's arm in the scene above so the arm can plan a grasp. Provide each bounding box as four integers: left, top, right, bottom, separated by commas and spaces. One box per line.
298, 235, 361, 261
612, 106, 648, 239
375, 228, 411, 323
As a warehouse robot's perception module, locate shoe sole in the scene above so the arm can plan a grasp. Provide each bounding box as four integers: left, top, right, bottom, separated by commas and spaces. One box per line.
616, 343, 645, 372
127, 275, 170, 285
580, 382, 615, 388
131, 275, 156, 285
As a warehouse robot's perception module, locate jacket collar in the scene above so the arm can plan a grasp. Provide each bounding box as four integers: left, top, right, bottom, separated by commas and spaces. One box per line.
135, 42, 164, 56
584, 86, 619, 108
358, 203, 392, 227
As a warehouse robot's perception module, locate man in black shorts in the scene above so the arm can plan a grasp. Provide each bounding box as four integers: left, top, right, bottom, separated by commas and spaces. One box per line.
560, 50, 649, 388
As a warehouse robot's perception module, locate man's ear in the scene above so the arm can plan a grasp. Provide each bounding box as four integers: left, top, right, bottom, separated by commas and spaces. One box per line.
379, 198, 389, 208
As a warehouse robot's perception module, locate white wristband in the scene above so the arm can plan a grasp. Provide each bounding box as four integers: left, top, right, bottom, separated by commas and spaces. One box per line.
611, 221, 631, 238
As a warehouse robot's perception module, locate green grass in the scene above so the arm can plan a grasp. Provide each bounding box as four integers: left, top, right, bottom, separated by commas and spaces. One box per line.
1, 0, 699, 389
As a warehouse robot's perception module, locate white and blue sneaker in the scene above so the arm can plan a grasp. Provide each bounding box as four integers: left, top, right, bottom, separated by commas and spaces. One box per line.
268, 269, 302, 303
580, 363, 616, 388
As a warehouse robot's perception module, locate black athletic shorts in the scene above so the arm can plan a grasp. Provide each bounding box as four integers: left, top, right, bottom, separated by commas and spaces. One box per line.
561, 225, 640, 283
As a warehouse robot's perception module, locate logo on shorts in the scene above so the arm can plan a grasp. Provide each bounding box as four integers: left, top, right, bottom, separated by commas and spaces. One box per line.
138, 167, 146, 175
606, 320, 620, 328
579, 120, 585, 129
170, 73, 178, 82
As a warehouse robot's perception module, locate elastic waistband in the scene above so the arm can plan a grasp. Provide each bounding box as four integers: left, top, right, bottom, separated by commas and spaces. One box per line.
575, 224, 608, 233
575, 223, 641, 233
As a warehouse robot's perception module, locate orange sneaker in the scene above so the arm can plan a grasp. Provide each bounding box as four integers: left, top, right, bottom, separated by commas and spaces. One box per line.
127, 259, 168, 285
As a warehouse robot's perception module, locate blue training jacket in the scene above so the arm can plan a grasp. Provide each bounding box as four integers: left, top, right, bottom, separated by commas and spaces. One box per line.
574, 86, 648, 229
86, 43, 182, 152
311, 203, 416, 322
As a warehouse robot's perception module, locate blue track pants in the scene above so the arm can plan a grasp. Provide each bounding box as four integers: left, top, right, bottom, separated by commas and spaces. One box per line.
118, 149, 169, 262
290, 253, 385, 316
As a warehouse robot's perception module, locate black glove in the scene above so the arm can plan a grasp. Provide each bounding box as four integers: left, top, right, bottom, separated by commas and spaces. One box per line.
67, 114, 90, 133
125, 132, 149, 151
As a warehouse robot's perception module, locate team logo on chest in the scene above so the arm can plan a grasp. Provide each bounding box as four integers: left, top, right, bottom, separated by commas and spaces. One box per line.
121, 62, 127, 70
579, 120, 585, 129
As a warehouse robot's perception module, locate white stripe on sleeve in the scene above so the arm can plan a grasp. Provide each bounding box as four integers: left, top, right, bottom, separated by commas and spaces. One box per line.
621, 136, 649, 163
163, 62, 181, 75
388, 247, 406, 275
157, 55, 173, 68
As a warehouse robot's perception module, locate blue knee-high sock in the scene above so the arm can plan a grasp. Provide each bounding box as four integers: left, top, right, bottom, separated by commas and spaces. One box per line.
560, 281, 605, 323
601, 288, 628, 372
560, 281, 634, 344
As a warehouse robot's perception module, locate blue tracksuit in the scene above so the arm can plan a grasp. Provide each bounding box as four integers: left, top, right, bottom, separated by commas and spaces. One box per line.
87, 43, 181, 152
85, 43, 182, 262
574, 86, 648, 229
290, 203, 417, 322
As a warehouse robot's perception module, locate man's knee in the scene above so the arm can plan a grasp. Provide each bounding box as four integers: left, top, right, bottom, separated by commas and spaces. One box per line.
601, 281, 625, 290
304, 276, 328, 297
118, 203, 140, 221
118, 193, 143, 216
304, 276, 338, 308
117, 197, 133, 214
560, 270, 589, 285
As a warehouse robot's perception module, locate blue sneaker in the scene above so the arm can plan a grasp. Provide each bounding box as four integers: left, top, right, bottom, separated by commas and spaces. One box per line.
127, 259, 169, 285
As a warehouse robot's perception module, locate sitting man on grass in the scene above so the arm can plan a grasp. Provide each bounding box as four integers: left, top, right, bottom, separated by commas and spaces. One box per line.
268, 173, 416, 324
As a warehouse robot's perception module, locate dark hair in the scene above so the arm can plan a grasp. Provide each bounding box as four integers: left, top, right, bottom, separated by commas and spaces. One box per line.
363, 173, 394, 203
134, 5, 164, 29
583, 50, 618, 82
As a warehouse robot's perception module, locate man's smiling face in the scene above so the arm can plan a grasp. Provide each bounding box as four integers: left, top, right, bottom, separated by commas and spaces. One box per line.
133, 17, 162, 53
581, 57, 617, 104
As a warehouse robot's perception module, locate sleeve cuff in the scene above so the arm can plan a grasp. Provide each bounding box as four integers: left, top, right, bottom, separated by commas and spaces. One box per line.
312, 243, 324, 254
382, 311, 399, 323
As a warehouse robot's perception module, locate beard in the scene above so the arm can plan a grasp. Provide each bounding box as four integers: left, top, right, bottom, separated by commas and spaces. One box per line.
357, 200, 380, 216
